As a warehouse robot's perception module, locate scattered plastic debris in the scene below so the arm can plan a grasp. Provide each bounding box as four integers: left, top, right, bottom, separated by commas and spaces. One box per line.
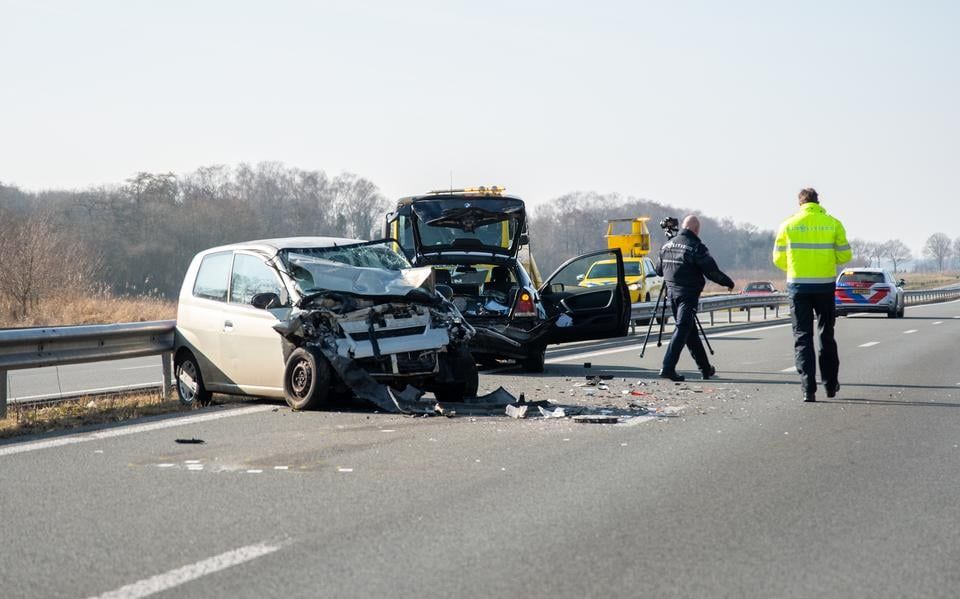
175, 438, 205, 444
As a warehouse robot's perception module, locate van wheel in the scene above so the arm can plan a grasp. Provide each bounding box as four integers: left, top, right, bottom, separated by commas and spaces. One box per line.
522, 344, 546, 373
175, 351, 212, 407
283, 347, 331, 410
434, 348, 479, 401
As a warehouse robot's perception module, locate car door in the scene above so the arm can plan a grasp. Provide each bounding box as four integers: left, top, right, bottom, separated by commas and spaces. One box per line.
218, 251, 291, 396
539, 249, 631, 344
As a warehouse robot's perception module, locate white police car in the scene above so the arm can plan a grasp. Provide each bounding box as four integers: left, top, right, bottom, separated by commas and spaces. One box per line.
835, 268, 905, 318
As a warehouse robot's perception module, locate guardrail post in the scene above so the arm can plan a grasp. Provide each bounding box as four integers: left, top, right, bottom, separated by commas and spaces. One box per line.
710, 312, 714, 326
762, 306, 767, 320
746, 308, 751, 322
161, 352, 173, 402
1, 369, 7, 420
728, 309, 732, 323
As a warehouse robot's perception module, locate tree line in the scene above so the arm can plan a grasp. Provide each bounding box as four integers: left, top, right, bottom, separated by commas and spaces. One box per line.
1, 164, 957, 319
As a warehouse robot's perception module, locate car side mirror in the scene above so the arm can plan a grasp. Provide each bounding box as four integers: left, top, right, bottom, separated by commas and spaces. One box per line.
575, 274, 585, 281
548, 283, 565, 294
898, 279, 905, 287
251, 292, 281, 310
435, 284, 453, 300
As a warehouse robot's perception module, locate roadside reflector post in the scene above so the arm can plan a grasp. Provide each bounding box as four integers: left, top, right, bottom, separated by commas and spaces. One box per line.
728, 309, 732, 323
162, 353, 173, 402
763, 306, 767, 320
1, 369, 7, 419
746, 307, 751, 322
710, 312, 714, 326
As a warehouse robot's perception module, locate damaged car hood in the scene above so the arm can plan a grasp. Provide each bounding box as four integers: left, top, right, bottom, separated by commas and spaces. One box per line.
287, 253, 434, 299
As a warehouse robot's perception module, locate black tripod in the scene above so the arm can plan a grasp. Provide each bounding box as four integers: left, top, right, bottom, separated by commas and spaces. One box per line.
639, 282, 714, 358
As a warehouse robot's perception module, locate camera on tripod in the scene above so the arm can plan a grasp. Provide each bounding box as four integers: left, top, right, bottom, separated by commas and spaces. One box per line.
659, 217, 679, 239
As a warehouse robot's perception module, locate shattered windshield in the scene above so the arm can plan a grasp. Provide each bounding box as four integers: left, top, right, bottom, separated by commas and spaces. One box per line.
412, 198, 524, 253
279, 240, 432, 297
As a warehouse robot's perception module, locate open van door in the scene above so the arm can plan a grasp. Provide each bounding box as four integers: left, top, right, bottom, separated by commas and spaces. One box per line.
539, 249, 631, 344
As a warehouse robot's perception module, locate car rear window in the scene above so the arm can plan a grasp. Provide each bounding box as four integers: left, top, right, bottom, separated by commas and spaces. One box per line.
745, 283, 773, 292
838, 272, 885, 285
193, 252, 232, 301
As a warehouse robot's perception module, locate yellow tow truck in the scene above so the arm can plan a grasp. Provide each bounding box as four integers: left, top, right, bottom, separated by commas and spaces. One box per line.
578, 218, 664, 304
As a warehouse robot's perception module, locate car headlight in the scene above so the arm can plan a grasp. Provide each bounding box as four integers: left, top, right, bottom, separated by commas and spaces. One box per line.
628, 283, 641, 291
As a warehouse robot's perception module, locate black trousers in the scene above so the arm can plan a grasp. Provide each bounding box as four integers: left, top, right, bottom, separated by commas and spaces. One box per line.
661, 293, 710, 373
790, 291, 839, 393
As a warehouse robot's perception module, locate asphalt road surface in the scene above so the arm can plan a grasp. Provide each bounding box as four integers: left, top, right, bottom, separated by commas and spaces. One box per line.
2, 300, 959, 598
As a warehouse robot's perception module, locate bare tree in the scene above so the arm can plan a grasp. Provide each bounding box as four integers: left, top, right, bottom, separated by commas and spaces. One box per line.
881, 239, 912, 273
954, 236, 960, 269
923, 232, 953, 271
0, 212, 100, 318
331, 173, 388, 239
866, 241, 886, 268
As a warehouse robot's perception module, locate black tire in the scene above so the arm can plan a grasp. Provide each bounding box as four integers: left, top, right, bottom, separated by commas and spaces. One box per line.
434, 348, 479, 402
175, 350, 212, 407
283, 347, 331, 410
522, 344, 546, 373
887, 306, 897, 318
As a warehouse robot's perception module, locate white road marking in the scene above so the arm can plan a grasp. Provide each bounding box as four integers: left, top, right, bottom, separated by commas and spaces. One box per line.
858, 341, 880, 348
338, 467, 353, 473
547, 324, 792, 364
157, 464, 175, 468
246, 469, 263, 474
0, 405, 276, 458
273, 466, 289, 470
184, 460, 201, 464
903, 330, 918, 334
88, 542, 281, 599
932, 321, 943, 325
615, 416, 657, 427
187, 465, 204, 471
118, 365, 159, 371
780, 366, 797, 372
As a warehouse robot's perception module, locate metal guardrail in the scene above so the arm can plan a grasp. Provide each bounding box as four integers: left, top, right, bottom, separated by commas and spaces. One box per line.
630, 285, 960, 324
0, 321, 176, 418
1, 285, 958, 418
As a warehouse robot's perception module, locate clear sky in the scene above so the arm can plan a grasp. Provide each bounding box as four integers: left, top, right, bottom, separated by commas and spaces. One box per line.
2, 1, 958, 255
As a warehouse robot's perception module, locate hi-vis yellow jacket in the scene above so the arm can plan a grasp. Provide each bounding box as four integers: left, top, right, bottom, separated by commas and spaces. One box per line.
773, 203, 852, 288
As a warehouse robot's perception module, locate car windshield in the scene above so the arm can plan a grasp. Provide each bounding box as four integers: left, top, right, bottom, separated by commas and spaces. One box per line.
838, 272, 885, 285
411, 198, 524, 253
279, 240, 428, 297
587, 262, 639, 278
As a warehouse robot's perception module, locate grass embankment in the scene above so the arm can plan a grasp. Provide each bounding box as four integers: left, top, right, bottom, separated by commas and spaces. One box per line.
1, 391, 176, 439
0, 292, 176, 328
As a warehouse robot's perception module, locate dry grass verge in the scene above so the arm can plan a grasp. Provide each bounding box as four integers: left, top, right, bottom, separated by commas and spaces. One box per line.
0, 392, 246, 440
0, 292, 176, 328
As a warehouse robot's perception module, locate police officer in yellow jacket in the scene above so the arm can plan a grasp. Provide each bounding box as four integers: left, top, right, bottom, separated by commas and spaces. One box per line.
773, 188, 852, 402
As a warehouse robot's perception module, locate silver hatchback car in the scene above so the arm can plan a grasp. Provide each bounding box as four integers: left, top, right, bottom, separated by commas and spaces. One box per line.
174, 237, 477, 412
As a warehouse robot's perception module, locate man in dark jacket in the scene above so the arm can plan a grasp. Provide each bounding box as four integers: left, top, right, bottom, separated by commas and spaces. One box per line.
656, 215, 735, 381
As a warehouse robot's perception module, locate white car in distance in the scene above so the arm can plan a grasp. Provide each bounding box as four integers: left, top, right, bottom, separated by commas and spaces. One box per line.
174, 237, 477, 411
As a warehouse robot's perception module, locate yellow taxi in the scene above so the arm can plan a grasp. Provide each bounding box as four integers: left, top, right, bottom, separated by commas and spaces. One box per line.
579, 256, 663, 304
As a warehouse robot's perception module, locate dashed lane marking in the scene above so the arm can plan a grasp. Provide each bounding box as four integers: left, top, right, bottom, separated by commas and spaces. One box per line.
88, 542, 281, 599
858, 341, 880, 348
546, 323, 792, 364
903, 330, 918, 334
0, 405, 276, 458
932, 321, 943, 325
780, 366, 797, 372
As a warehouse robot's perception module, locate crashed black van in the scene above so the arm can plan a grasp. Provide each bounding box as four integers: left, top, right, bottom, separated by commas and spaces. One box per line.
385, 188, 631, 371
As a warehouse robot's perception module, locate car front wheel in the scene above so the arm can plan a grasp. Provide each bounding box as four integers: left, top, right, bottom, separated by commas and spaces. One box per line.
283, 347, 331, 410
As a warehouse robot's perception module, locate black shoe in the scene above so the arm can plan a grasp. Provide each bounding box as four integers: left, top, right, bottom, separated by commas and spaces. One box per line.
826, 382, 840, 398
803, 391, 816, 402
700, 365, 716, 380
658, 369, 685, 382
